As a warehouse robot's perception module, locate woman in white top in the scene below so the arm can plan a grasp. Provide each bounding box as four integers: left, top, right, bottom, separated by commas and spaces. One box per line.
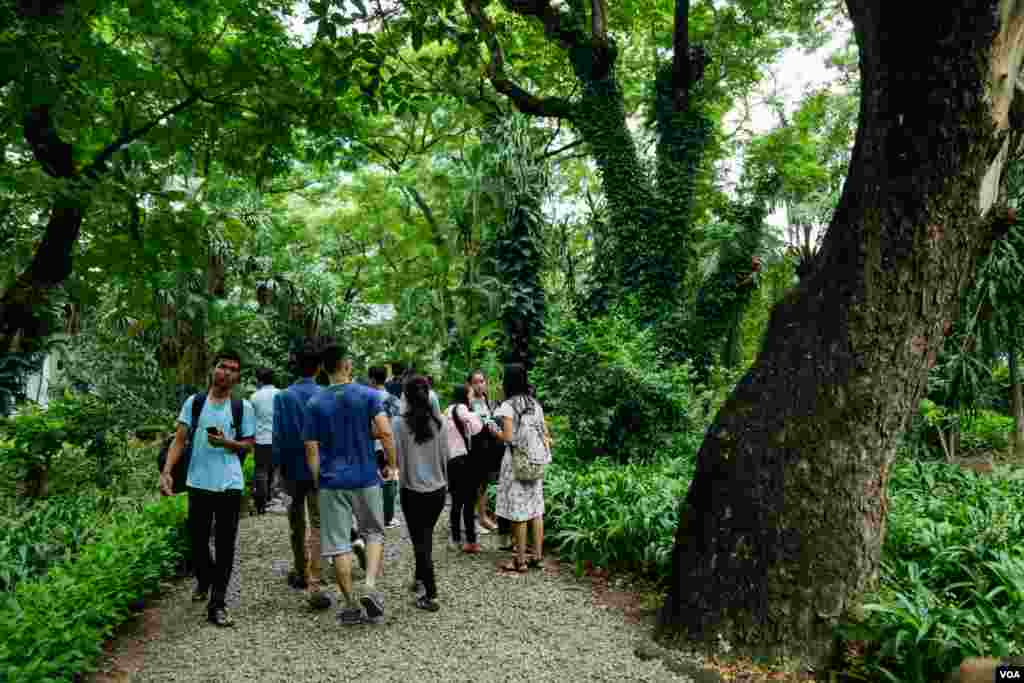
445, 385, 484, 551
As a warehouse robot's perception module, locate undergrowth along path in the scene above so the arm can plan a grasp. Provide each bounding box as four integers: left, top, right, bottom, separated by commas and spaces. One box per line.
91, 499, 690, 682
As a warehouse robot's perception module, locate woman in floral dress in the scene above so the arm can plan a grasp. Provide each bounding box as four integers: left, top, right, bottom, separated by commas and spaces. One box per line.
494, 363, 552, 573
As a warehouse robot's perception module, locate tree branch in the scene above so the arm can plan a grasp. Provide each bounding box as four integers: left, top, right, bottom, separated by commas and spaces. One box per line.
502, 0, 589, 50
591, 0, 608, 42
671, 0, 691, 112
463, 0, 576, 120
404, 186, 439, 233
80, 92, 201, 180
537, 138, 583, 160
23, 106, 75, 179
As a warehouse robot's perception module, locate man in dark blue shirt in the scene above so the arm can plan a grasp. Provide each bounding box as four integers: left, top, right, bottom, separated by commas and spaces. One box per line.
304, 343, 395, 625
272, 341, 330, 608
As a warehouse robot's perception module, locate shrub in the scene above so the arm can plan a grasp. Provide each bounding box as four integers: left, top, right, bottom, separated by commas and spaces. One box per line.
533, 305, 700, 462
0, 496, 106, 593
917, 399, 1013, 458
0, 495, 188, 682
836, 458, 1024, 682
543, 449, 696, 578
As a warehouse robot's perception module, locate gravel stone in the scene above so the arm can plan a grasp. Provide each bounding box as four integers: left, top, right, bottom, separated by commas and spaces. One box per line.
126, 496, 690, 682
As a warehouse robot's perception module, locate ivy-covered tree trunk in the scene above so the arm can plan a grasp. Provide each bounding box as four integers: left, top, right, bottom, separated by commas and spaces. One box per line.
659, 0, 1024, 663
1009, 346, 1024, 458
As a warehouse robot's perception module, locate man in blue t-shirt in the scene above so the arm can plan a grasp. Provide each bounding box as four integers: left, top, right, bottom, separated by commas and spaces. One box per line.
303, 343, 396, 625
160, 349, 256, 628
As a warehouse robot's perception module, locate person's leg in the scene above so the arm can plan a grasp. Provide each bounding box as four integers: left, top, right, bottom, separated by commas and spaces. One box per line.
209, 490, 241, 616
403, 488, 431, 589
448, 457, 465, 543
187, 488, 215, 596
420, 487, 446, 600
285, 480, 308, 583
528, 515, 544, 566
382, 478, 398, 526
305, 483, 325, 603
319, 488, 357, 607
350, 484, 385, 589
253, 444, 272, 513
513, 520, 528, 566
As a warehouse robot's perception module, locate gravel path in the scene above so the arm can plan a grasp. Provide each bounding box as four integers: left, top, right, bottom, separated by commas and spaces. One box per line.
107, 496, 689, 682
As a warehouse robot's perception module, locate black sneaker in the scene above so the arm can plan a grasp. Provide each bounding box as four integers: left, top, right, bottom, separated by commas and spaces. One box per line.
360, 591, 384, 624
352, 539, 367, 571
207, 607, 234, 627
287, 571, 307, 590
414, 595, 440, 612
307, 590, 331, 610
192, 588, 209, 603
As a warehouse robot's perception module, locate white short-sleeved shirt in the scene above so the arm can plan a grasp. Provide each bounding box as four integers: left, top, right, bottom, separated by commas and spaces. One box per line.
249, 385, 279, 445
178, 395, 256, 492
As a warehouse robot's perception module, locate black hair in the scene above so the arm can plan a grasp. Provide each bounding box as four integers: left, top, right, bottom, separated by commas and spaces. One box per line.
391, 361, 406, 377
466, 369, 485, 384
213, 349, 242, 371
255, 367, 275, 386
503, 363, 535, 414
320, 342, 349, 374
451, 384, 470, 406
295, 340, 321, 377
368, 365, 388, 385
403, 375, 441, 444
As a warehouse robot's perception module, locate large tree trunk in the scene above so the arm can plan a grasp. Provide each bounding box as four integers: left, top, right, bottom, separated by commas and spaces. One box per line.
659, 0, 1024, 664
1009, 346, 1024, 458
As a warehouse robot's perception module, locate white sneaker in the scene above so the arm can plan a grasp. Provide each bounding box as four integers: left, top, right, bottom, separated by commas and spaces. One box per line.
385, 519, 401, 529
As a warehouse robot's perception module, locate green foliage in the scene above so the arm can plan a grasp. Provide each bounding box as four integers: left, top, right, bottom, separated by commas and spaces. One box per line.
0, 495, 188, 682
917, 399, 1014, 457
533, 303, 700, 462
544, 451, 695, 578
836, 459, 1024, 682
0, 496, 105, 594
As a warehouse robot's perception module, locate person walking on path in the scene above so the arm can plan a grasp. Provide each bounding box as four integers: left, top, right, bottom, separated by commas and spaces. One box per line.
160, 349, 256, 627
250, 367, 280, 515
445, 385, 483, 553
368, 365, 402, 529
493, 363, 553, 573
394, 375, 451, 611
303, 343, 396, 625
272, 341, 336, 609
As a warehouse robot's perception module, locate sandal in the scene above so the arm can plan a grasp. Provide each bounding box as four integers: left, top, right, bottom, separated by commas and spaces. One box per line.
500, 559, 528, 573
526, 556, 543, 569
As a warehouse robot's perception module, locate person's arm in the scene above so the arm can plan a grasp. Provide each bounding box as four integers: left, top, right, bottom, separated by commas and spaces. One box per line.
159, 423, 190, 496
271, 394, 283, 466
373, 413, 397, 474
207, 431, 254, 455
495, 415, 515, 443
304, 441, 320, 485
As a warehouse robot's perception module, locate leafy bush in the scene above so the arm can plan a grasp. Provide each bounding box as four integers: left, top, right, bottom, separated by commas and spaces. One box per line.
0, 495, 188, 682
0, 496, 105, 593
544, 452, 695, 578
917, 399, 1013, 458
533, 305, 700, 462
836, 458, 1024, 682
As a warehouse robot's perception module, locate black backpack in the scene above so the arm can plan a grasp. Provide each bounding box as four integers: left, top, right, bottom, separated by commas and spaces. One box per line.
157, 394, 244, 494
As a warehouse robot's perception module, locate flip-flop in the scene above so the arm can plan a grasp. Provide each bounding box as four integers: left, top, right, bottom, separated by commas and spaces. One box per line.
499, 559, 528, 573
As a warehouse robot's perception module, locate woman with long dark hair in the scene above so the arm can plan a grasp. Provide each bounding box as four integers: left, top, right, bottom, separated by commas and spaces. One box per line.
493, 363, 552, 572
393, 375, 450, 611
445, 385, 484, 552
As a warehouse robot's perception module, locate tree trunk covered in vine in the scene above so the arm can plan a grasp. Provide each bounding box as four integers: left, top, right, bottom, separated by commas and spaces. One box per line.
659, 0, 1024, 663
1009, 346, 1024, 458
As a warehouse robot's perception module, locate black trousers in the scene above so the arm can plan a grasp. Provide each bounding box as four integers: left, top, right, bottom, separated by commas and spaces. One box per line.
252, 444, 275, 511
187, 487, 241, 611
400, 486, 446, 600
448, 456, 480, 544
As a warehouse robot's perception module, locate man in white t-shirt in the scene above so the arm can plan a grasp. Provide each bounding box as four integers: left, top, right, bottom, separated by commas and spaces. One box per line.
250, 367, 280, 515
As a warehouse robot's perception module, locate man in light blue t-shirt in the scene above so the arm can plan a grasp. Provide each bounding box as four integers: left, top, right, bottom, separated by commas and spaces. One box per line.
160, 350, 256, 627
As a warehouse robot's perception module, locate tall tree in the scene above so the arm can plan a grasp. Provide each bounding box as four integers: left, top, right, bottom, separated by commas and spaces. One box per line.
659, 0, 1024, 664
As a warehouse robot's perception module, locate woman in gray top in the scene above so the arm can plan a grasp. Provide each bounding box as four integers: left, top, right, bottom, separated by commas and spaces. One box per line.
393, 375, 451, 611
